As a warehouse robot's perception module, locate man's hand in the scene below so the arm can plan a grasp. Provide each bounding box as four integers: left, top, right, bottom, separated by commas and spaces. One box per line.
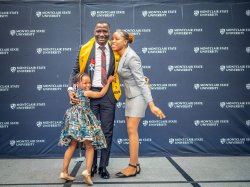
68, 90, 80, 105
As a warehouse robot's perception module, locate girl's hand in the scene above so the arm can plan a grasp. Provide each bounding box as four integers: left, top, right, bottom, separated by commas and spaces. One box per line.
107, 75, 115, 83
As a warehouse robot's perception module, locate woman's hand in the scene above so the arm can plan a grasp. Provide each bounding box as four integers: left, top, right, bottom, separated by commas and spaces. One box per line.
144, 76, 150, 84
148, 102, 166, 119
144, 76, 151, 89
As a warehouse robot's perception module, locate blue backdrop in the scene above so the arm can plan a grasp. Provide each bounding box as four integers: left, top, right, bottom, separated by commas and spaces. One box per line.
0, 0, 250, 157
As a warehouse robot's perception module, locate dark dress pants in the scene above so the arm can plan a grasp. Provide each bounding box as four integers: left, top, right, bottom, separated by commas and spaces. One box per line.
90, 88, 116, 168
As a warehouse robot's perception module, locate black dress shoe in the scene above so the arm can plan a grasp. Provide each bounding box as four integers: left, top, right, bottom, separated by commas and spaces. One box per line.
91, 165, 97, 177
99, 167, 110, 179
98, 166, 102, 174
115, 163, 137, 178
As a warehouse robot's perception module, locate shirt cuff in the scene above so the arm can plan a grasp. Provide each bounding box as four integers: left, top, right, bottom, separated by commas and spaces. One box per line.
67, 87, 74, 92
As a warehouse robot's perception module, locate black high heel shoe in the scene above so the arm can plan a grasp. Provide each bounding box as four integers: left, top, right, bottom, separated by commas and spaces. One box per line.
136, 163, 141, 174
115, 163, 137, 178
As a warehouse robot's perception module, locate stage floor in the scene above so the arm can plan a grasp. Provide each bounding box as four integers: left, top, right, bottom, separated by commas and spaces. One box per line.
0, 156, 250, 187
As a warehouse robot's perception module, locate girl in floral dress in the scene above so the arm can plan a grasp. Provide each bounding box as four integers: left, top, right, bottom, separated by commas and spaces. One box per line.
59, 73, 114, 185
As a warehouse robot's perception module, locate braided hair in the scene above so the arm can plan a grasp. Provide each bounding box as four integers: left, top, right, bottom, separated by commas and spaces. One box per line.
73, 72, 89, 84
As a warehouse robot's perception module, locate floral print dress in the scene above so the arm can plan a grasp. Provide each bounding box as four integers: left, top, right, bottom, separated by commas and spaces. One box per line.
59, 89, 107, 150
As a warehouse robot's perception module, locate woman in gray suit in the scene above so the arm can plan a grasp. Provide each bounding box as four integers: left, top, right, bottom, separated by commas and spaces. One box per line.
111, 30, 166, 178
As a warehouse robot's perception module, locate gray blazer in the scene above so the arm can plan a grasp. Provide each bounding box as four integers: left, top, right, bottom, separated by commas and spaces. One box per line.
117, 46, 153, 103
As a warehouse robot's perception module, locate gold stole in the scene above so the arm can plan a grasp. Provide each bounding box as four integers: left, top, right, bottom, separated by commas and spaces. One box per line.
79, 37, 121, 101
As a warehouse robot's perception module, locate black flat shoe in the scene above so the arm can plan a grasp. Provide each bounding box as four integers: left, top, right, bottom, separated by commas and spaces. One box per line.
99, 167, 110, 179
91, 165, 97, 177
115, 163, 137, 178
137, 163, 141, 174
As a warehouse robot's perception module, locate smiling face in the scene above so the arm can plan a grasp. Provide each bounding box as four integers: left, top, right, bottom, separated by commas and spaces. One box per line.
111, 32, 127, 55
78, 75, 91, 91
94, 23, 110, 46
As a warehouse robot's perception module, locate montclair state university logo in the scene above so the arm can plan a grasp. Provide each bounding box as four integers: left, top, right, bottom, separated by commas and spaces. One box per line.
169, 138, 175, 144
193, 10, 199, 16
37, 85, 43, 91
220, 65, 226, 71
220, 28, 226, 35
10, 66, 17, 73
246, 120, 250, 126
246, 10, 250, 16
168, 102, 174, 108
142, 120, 148, 126
194, 84, 200, 90
116, 102, 125, 109
36, 11, 42, 17
246, 84, 250, 90
142, 11, 148, 17
10, 140, 16, 146
168, 29, 174, 35
117, 138, 123, 144
36, 48, 42, 54
36, 121, 42, 127
142, 47, 147, 53
168, 65, 174, 71
194, 120, 200, 126
220, 138, 226, 144
246, 47, 250, 53
90, 11, 96, 17
10, 30, 15, 36
220, 102, 226, 108
194, 47, 199, 53
10, 103, 16, 109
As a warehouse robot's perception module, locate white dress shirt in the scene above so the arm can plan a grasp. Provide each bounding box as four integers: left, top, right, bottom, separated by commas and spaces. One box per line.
92, 42, 110, 87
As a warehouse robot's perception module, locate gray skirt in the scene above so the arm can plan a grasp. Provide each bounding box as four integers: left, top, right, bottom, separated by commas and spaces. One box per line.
125, 94, 147, 118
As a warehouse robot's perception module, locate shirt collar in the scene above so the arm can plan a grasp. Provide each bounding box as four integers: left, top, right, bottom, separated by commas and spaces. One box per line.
96, 42, 109, 51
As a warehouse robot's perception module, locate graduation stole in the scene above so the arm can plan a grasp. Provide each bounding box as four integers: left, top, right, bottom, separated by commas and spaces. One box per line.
79, 37, 121, 101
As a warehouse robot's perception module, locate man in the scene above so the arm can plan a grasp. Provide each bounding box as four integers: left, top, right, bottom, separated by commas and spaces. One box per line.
68, 21, 121, 179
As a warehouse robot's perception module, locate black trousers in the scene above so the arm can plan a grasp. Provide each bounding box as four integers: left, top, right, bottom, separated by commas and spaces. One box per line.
90, 87, 116, 168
